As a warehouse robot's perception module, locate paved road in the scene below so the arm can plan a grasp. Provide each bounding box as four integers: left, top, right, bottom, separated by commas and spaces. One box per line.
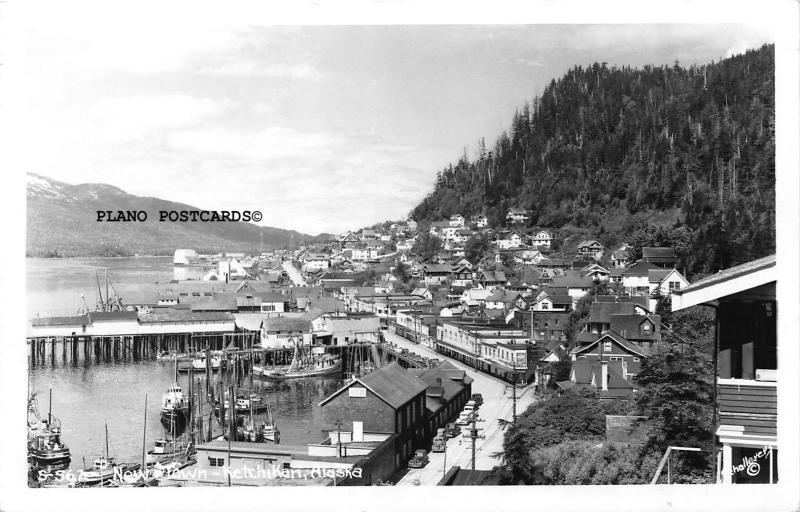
281, 260, 307, 287
383, 330, 537, 485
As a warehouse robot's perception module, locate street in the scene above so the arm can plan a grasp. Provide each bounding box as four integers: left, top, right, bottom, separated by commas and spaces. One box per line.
282, 260, 307, 286
382, 330, 537, 486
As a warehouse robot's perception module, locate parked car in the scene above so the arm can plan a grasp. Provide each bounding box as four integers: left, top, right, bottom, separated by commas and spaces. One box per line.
407, 449, 429, 468
444, 422, 461, 438
470, 393, 484, 407
463, 401, 477, 413
431, 436, 446, 453
457, 411, 474, 426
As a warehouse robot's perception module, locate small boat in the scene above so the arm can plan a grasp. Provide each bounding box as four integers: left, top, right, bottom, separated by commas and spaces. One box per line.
77, 456, 117, 485
156, 351, 177, 362
253, 338, 342, 380
178, 354, 225, 373
27, 390, 71, 466
77, 423, 131, 486
146, 437, 182, 465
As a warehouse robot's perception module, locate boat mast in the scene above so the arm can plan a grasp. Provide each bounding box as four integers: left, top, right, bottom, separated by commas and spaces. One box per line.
105, 268, 109, 312
96, 271, 104, 311
48, 387, 52, 426
141, 395, 148, 470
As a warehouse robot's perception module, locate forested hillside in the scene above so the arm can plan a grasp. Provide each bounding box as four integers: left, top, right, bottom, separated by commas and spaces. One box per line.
411, 44, 775, 276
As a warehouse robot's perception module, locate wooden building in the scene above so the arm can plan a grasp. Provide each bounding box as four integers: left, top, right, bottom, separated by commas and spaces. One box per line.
672, 254, 777, 484
318, 362, 427, 468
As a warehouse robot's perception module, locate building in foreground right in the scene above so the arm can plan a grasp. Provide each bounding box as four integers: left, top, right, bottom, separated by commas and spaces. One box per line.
671, 254, 776, 484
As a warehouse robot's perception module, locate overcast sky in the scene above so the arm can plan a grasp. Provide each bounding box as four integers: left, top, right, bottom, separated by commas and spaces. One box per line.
19, 23, 774, 235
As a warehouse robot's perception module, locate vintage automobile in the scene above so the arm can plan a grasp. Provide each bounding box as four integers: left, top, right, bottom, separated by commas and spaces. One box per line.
470, 393, 484, 407
407, 449, 430, 468
456, 411, 474, 426
431, 436, 446, 453
444, 422, 461, 438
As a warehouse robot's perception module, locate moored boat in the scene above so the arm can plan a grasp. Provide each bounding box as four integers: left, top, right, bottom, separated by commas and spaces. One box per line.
178, 354, 224, 373
253, 337, 341, 380
27, 390, 71, 466
160, 383, 190, 429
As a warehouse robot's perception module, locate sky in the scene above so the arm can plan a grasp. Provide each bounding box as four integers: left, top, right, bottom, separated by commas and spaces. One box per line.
18, 22, 774, 235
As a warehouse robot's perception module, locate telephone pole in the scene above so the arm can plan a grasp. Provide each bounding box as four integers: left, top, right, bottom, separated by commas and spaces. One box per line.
468, 413, 484, 470
511, 355, 517, 424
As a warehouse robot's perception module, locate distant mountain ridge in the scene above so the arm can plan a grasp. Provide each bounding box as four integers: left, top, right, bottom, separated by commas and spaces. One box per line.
26, 173, 328, 257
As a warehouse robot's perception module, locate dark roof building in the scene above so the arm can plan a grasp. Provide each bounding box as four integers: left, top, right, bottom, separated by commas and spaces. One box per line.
640, 247, 677, 268
318, 362, 429, 470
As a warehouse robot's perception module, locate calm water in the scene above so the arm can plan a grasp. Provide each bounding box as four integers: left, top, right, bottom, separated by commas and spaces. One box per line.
27, 257, 343, 472
26, 256, 204, 318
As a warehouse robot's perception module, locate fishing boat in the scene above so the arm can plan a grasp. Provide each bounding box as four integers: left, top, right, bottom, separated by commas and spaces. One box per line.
146, 438, 179, 463
212, 391, 268, 415
77, 423, 124, 486
261, 394, 280, 443
236, 391, 280, 443
160, 383, 190, 428
253, 337, 341, 380
178, 353, 224, 373
27, 390, 71, 466
119, 395, 161, 487
161, 359, 190, 429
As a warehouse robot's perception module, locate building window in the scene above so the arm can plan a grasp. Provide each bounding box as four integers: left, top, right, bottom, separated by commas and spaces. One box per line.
603, 341, 612, 352
642, 323, 652, 335
633, 357, 640, 362
668, 281, 681, 291
209, 457, 225, 467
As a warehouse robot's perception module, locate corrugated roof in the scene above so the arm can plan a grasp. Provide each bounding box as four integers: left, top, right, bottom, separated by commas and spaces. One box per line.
88, 310, 139, 322
261, 316, 311, 332
139, 310, 234, 323
31, 315, 89, 327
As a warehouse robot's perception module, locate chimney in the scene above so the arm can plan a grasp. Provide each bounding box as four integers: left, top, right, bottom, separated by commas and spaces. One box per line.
601, 361, 608, 391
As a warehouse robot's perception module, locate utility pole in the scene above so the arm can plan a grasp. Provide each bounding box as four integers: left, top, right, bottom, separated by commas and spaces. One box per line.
442, 436, 447, 479
511, 353, 517, 424
468, 413, 484, 471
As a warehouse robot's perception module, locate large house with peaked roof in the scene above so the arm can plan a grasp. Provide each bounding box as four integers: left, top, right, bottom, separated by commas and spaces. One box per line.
576, 240, 604, 259
531, 230, 554, 250
506, 208, 530, 224
477, 270, 507, 288
557, 359, 635, 400
572, 330, 650, 378
318, 362, 428, 469
449, 214, 465, 227
621, 261, 660, 295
